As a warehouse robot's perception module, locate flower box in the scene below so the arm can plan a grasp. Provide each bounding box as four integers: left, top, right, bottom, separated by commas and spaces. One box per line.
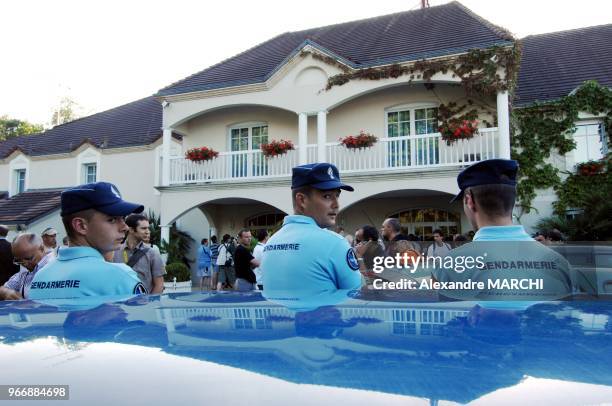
340, 130, 377, 149
577, 160, 605, 176
261, 139, 295, 158
439, 119, 479, 144
185, 147, 219, 162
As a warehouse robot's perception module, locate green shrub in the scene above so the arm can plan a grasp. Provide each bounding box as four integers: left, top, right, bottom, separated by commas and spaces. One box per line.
165, 262, 191, 282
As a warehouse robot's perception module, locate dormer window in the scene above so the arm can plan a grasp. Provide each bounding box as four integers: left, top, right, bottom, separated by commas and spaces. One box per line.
15, 169, 26, 194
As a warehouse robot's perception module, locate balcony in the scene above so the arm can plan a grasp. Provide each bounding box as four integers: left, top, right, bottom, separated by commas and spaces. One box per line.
167, 128, 499, 185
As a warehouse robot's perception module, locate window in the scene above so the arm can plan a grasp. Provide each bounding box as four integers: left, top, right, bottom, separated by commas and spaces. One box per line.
386, 106, 439, 167
15, 169, 26, 194
229, 124, 269, 177
573, 123, 605, 164
83, 163, 97, 183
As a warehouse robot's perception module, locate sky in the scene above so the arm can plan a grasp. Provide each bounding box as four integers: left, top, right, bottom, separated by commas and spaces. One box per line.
1, 0, 610, 126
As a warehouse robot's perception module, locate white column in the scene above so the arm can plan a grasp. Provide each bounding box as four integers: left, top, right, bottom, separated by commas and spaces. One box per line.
162, 127, 172, 186
317, 111, 327, 163
496, 91, 511, 159
298, 113, 308, 165
161, 225, 170, 248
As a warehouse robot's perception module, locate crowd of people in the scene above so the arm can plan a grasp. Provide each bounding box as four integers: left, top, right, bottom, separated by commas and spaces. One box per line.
0, 158, 575, 301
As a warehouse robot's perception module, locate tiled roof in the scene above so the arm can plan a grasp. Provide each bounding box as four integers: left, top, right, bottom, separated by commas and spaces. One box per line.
0, 96, 171, 159
157, 1, 513, 96
0, 189, 63, 225
515, 24, 612, 107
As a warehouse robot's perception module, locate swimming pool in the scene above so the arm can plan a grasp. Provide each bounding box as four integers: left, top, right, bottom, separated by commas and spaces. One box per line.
1, 291, 611, 405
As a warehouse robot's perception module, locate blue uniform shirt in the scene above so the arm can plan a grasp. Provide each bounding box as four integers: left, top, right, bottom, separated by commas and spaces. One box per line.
473, 225, 534, 241
432, 225, 572, 300
261, 215, 362, 292
29, 247, 146, 299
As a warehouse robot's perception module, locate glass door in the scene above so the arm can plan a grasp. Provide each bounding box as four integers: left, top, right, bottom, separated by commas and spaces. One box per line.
230, 127, 249, 177
387, 111, 411, 167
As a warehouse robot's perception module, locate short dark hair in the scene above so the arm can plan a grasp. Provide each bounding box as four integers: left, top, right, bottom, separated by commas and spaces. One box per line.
433, 229, 443, 237
292, 186, 314, 209
454, 234, 468, 242
467, 184, 516, 218
126, 213, 148, 230
361, 225, 379, 242
0, 225, 8, 237
238, 229, 250, 238
256, 229, 268, 241
211, 235, 218, 243
222, 234, 231, 243
548, 229, 564, 242
201, 238, 208, 245
62, 209, 95, 240
385, 218, 401, 233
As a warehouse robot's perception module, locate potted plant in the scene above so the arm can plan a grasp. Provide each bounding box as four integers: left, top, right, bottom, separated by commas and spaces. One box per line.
340, 130, 377, 149
185, 146, 219, 162
439, 119, 479, 145
261, 139, 295, 158
577, 160, 605, 176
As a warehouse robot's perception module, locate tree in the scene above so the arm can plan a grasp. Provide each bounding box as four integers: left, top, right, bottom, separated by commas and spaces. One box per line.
0, 115, 44, 140
50, 97, 80, 126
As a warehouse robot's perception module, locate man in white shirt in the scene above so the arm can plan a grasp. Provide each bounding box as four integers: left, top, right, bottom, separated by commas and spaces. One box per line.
253, 229, 269, 290
41, 227, 59, 257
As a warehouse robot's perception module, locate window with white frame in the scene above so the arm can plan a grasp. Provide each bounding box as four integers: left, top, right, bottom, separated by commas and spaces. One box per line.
229, 124, 268, 151
229, 123, 269, 177
386, 105, 439, 166
15, 169, 26, 194
573, 123, 605, 164
82, 163, 97, 183
386, 106, 438, 137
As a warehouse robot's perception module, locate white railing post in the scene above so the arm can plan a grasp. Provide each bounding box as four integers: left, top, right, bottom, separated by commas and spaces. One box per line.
317, 111, 327, 163
497, 91, 511, 159
298, 113, 308, 165
162, 127, 172, 186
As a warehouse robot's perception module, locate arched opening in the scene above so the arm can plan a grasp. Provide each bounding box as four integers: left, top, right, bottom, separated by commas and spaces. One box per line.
387, 208, 461, 240
338, 189, 468, 241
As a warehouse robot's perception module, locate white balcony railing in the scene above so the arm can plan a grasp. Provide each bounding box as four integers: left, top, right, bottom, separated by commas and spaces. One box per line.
328, 127, 499, 174
167, 128, 499, 185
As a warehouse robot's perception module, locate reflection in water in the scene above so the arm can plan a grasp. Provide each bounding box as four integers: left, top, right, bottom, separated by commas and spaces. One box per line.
0, 292, 611, 404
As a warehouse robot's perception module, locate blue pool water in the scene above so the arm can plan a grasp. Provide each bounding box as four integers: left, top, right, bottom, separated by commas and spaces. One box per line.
0, 291, 611, 405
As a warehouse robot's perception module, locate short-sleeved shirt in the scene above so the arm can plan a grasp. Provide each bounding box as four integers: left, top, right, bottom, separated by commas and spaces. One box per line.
431, 225, 572, 300
253, 242, 265, 284
198, 245, 212, 269
29, 247, 146, 299
3, 252, 54, 299
234, 244, 256, 284
210, 243, 220, 263
113, 241, 166, 293
261, 215, 362, 292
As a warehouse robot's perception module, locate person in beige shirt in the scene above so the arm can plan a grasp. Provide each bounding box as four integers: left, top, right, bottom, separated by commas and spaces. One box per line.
113, 214, 166, 294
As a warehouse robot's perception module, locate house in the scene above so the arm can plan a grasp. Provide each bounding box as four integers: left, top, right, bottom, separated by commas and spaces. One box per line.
0, 2, 609, 261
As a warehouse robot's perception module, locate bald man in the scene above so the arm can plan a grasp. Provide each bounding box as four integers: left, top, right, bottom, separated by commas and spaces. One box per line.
0, 234, 54, 300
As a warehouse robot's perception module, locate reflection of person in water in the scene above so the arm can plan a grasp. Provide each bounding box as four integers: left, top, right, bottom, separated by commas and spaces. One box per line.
62, 303, 167, 347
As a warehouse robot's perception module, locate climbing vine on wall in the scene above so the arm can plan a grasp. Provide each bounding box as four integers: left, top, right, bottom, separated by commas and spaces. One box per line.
300, 47, 611, 218
512, 80, 612, 215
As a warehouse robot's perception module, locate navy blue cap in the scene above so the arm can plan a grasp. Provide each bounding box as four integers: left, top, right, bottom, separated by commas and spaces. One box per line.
61, 182, 145, 216
291, 163, 354, 191
451, 159, 518, 202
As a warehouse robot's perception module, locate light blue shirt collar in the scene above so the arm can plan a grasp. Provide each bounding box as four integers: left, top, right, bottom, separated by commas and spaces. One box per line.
57, 246, 104, 261
473, 225, 533, 241
283, 215, 318, 226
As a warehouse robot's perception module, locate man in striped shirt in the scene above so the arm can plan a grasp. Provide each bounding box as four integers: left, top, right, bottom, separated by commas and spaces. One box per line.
0, 234, 54, 300
209, 235, 220, 290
